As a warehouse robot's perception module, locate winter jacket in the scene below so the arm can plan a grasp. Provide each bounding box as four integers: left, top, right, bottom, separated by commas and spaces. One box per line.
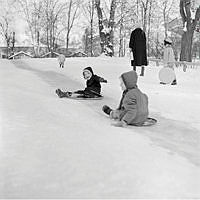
85, 74, 106, 94
117, 71, 149, 125
163, 45, 175, 69
129, 28, 148, 66
83, 67, 107, 95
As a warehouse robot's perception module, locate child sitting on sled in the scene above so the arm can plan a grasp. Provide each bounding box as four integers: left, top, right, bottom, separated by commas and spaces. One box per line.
56, 67, 107, 98
102, 70, 149, 127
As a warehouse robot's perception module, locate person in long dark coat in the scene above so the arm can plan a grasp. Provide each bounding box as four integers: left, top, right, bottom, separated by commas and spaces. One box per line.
129, 27, 147, 76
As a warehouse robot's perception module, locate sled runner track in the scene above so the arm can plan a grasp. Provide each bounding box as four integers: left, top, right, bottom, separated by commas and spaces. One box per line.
11, 60, 83, 90
51, 72, 200, 167
61, 96, 104, 100
132, 114, 200, 167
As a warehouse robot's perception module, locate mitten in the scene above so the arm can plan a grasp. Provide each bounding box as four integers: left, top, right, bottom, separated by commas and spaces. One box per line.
102, 105, 112, 115
110, 110, 119, 120
99, 77, 107, 83
103, 79, 108, 83
112, 120, 127, 127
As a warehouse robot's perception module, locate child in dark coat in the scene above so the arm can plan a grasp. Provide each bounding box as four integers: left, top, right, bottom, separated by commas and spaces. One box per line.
102, 70, 149, 127
56, 67, 107, 98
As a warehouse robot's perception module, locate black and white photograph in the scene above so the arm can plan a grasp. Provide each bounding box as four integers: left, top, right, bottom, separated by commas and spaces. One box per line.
0, 0, 200, 199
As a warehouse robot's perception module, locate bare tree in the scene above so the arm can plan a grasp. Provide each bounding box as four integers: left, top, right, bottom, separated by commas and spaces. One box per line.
140, 0, 151, 33
0, 16, 13, 58
118, 0, 126, 57
147, 0, 153, 56
95, 0, 117, 56
16, 0, 43, 56
42, 0, 67, 55
82, 0, 96, 56
115, 0, 133, 57
0, 0, 15, 58
157, 0, 175, 38
16, 0, 67, 56
64, 0, 80, 53
180, 0, 200, 61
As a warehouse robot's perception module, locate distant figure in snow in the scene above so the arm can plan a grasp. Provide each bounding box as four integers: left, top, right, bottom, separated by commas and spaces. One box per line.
56, 67, 107, 98
102, 70, 149, 127
129, 23, 147, 76
162, 38, 177, 85
58, 54, 66, 68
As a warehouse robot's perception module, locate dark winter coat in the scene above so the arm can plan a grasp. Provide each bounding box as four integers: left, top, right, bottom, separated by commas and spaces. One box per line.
117, 71, 149, 125
129, 28, 148, 66
85, 74, 105, 94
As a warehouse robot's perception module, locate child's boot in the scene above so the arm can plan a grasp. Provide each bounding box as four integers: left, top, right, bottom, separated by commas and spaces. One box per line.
64, 91, 72, 97
102, 105, 112, 115
56, 89, 62, 97
56, 89, 71, 98
171, 79, 177, 85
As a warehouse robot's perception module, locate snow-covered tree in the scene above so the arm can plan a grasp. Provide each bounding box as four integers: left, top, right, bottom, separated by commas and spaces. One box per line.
95, 0, 117, 56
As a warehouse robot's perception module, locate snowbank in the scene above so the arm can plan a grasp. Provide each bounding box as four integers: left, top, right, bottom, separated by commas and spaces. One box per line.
0, 57, 200, 198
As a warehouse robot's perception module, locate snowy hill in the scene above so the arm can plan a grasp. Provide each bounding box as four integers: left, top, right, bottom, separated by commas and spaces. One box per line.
0, 57, 200, 198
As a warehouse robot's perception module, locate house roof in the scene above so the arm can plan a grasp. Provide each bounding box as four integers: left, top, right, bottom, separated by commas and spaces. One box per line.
9, 51, 33, 59
71, 51, 87, 57
41, 51, 60, 58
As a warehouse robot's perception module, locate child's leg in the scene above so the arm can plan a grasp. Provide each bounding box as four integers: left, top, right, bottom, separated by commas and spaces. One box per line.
74, 90, 85, 95
56, 89, 72, 98
71, 90, 88, 97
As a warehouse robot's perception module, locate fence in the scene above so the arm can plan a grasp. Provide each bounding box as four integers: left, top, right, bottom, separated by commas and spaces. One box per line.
148, 57, 200, 72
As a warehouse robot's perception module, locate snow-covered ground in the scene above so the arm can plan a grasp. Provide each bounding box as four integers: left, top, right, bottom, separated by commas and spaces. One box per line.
0, 57, 200, 198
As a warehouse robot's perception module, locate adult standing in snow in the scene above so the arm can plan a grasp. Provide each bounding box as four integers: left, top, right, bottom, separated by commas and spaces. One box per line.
58, 54, 66, 68
129, 24, 147, 76
162, 38, 177, 85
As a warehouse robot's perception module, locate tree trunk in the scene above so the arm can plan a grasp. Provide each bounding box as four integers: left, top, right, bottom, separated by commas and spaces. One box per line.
95, 0, 116, 56
108, 0, 117, 56
90, 16, 94, 57
90, 0, 95, 57
66, 0, 72, 52
180, 26, 194, 61
180, 0, 200, 61
118, 1, 125, 57
95, 0, 106, 54
119, 21, 123, 57
66, 32, 70, 51
147, 0, 152, 56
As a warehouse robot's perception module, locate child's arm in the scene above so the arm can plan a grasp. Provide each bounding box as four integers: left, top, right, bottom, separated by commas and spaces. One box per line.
121, 93, 137, 124
112, 120, 128, 127
95, 75, 107, 83
111, 92, 137, 127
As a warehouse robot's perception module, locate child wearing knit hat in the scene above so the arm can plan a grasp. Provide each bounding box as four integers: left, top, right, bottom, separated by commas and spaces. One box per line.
56, 67, 107, 98
102, 70, 149, 127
